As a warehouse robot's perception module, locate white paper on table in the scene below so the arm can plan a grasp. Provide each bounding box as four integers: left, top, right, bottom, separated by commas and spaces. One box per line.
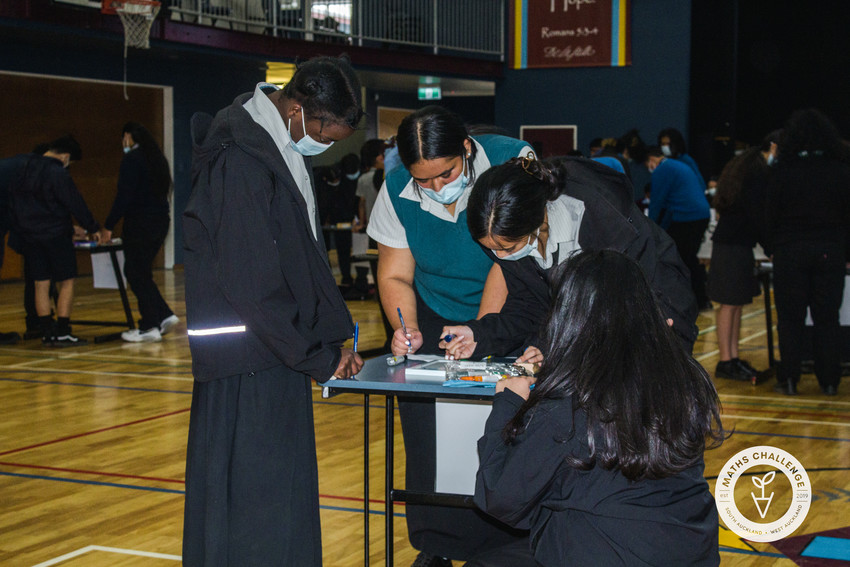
435, 398, 492, 495
91, 251, 127, 289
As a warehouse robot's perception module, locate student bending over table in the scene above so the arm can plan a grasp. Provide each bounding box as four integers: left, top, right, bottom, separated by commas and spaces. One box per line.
441, 155, 698, 364
466, 249, 725, 567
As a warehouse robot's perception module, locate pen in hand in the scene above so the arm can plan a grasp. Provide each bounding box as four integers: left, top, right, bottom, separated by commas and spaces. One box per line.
397, 307, 412, 352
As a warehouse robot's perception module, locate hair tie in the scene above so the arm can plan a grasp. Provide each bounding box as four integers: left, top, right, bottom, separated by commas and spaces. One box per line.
515, 153, 546, 182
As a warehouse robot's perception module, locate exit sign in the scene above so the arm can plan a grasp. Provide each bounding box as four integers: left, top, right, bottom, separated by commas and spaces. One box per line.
418, 86, 442, 100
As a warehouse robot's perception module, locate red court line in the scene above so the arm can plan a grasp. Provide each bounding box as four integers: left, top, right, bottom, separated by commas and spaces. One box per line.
0, 461, 185, 484
0, 459, 402, 506
0, 408, 190, 457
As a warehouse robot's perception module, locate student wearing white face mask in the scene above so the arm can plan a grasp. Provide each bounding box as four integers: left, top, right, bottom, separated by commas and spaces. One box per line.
442, 155, 699, 363
366, 105, 534, 566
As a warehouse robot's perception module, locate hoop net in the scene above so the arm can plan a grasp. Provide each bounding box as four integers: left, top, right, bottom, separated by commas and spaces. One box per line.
114, 0, 160, 49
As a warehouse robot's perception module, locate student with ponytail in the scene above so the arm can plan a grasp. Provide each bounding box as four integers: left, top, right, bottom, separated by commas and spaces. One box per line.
441, 155, 699, 362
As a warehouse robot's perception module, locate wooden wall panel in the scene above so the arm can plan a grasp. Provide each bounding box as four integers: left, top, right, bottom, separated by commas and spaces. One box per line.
0, 72, 165, 280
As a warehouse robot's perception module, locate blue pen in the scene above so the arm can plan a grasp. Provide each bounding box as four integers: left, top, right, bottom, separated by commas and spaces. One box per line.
397, 307, 411, 350
353, 322, 359, 353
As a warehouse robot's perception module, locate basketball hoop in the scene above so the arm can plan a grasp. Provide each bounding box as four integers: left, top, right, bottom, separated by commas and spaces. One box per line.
104, 0, 161, 49
102, 0, 160, 100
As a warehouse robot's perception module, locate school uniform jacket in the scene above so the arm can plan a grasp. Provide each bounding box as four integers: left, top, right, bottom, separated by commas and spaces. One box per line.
466, 157, 698, 356
475, 390, 720, 566
183, 95, 353, 382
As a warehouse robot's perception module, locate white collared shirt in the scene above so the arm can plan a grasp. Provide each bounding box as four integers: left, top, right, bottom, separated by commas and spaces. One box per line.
531, 195, 585, 269
243, 82, 317, 240
367, 138, 534, 248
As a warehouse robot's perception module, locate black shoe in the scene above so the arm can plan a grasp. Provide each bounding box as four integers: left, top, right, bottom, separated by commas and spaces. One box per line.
0, 331, 21, 345
23, 328, 43, 340
716, 360, 752, 382
46, 333, 88, 348
411, 552, 453, 567
821, 384, 838, 396
773, 382, 798, 395
733, 358, 758, 376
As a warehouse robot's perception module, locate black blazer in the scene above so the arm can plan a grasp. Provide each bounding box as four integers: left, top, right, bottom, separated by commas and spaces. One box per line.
467, 157, 698, 356
183, 94, 354, 382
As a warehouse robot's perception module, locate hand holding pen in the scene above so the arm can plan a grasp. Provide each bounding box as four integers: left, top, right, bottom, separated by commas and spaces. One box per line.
332, 322, 363, 379
392, 307, 423, 356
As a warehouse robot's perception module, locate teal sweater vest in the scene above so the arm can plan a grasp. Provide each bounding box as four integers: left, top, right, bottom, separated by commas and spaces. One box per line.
385, 135, 529, 320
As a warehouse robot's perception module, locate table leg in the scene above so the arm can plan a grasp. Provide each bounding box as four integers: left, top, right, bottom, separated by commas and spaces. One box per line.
385, 394, 394, 566
110, 249, 135, 330
761, 271, 776, 368
364, 394, 370, 567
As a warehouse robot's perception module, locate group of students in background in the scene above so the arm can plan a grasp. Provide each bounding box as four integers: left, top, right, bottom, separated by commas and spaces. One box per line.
0, 122, 178, 346
584, 111, 850, 399
314, 137, 388, 298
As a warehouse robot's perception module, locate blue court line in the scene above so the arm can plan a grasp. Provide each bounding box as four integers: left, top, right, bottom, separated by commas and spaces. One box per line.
801, 536, 850, 560
719, 547, 785, 558
0, 470, 406, 517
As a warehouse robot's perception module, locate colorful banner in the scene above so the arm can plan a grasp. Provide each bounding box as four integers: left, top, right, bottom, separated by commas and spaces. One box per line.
511, 0, 631, 69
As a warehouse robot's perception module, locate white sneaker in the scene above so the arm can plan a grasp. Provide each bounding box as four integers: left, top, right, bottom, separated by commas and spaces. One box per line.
160, 315, 180, 335
122, 328, 162, 342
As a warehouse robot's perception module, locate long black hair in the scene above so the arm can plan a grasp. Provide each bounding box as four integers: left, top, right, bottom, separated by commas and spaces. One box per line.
282, 55, 364, 130
658, 127, 687, 157
776, 108, 850, 165
123, 122, 172, 200
396, 105, 478, 182
713, 146, 768, 212
505, 249, 725, 481
467, 156, 559, 242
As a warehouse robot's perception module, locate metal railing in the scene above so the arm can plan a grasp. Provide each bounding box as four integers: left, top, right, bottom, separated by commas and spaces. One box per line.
168, 0, 504, 59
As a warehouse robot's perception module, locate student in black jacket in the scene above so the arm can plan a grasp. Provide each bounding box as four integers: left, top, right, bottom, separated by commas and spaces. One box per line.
767, 108, 850, 396
441, 155, 697, 362
100, 122, 178, 342
181, 55, 364, 566
9, 135, 100, 346
467, 250, 724, 567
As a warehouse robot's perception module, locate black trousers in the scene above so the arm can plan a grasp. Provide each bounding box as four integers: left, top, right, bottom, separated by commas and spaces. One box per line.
399, 292, 527, 560
666, 218, 710, 306
773, 240, 845, 388
183, 366, 322, 566
334, 230, 353, 283
122, 215, 174, 331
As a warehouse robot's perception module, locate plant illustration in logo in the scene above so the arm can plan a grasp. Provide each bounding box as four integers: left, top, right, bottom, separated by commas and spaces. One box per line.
751, 470, 776, 519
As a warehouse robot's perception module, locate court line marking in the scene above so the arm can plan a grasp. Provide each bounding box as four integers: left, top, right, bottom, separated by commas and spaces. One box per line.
0, 408, 190, 457
721, 414, 850, 428
696, 328, 772, 361
719, 393, 850, 407
0, 367, 194, 382
0, 376, 192, 393
31, 545, 181, 566
697, 308, 769, 336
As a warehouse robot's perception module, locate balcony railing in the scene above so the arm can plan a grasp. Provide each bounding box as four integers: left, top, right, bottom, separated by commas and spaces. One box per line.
168, 0, 504, 59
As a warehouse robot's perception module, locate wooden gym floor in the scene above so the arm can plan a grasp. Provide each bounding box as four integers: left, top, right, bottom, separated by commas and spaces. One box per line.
1, 264, 848, 566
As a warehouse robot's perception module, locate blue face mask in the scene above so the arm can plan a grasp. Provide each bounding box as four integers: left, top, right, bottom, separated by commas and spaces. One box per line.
767, 153, 776, 166
500, 231, 539, 262
289, 110, 333, 156
346, 172, 360, 180
419, 158, 468, 205
660, 144, 672, 157
123, 146, 132, 154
